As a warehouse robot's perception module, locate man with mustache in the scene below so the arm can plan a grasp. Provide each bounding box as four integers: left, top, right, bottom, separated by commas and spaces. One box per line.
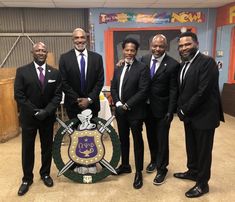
141, 34, 179, 185
111, 38, 150, 189
59, 28, 104, 119
174, 32, 224, 198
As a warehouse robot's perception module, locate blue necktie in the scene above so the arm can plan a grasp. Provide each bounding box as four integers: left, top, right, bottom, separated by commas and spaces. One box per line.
80, 53, 86, 92
150, 59, 157, 78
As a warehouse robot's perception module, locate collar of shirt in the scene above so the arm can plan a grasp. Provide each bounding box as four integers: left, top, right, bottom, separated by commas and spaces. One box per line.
34, 62, 46, 72
75, 48, 88, 58
151, 53, 165, 64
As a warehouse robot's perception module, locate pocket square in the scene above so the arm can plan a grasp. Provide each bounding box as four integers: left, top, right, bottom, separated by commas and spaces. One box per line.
48, 79, 56, 83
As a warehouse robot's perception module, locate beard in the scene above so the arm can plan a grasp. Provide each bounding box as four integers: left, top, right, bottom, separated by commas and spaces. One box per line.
180, 47, 198, 62
74, 43, 87, 52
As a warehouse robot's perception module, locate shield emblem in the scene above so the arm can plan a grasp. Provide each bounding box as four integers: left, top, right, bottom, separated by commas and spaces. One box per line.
68, 129, 105, 165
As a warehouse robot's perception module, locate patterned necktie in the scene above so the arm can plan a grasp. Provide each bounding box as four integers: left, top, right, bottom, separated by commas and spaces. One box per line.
150, 59, 157, 78
38, 66, 45, 87
80, 53, 86, 92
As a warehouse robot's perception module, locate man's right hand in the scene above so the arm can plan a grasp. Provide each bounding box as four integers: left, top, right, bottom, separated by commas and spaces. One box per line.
115, 106, 126, 116
34, 109, 48, 121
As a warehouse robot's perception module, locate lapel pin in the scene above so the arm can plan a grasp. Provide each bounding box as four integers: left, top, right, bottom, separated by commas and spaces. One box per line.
48, 69, 51, 72
164, 63, 167, 66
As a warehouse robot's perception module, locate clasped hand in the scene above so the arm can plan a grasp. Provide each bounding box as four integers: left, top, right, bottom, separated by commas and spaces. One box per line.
34, 109, 48, 121
77, 98, 89, 109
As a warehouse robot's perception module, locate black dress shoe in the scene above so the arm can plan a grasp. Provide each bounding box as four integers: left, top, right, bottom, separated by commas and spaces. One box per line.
18, 181, 33, 196
153, 171, 167, 185
115, 165, 132, 175
41, 176, 53, 187
133, 172, 143, 189
173, 171, 197, 181
185, 184, 209, 198
146, 163, 157, 173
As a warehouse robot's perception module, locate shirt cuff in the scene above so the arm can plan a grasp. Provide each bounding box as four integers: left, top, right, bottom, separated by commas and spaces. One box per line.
88, 97, 93, 104
180, 109, 184, 115
116, 101, 123, 107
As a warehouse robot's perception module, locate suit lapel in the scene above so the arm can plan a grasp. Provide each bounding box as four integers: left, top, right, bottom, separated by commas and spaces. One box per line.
122, 60, 136, 87
183, 53, 201, 84
71, 49, 81, 80
86, 51, 92, 91
118, 65, 125, 89
153, 55, 167, 78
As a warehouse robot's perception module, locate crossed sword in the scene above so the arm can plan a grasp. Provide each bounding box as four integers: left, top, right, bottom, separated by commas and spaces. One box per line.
56, 116, 117, 176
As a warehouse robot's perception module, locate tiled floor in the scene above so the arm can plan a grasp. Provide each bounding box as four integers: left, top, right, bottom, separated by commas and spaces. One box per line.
0, 114, 234, 202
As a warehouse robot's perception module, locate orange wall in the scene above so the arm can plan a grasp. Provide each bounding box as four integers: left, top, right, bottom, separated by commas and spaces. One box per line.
216, 2, 235, 27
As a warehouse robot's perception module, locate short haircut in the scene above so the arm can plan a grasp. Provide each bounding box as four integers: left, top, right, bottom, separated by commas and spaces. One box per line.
178, 31, 198, 43
122, 38, 139, 50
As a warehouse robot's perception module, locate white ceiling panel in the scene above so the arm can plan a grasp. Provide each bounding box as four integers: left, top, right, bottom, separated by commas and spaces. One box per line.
1, 2, 55, 7
0, 0, 233, 8
55, 2, 104, 8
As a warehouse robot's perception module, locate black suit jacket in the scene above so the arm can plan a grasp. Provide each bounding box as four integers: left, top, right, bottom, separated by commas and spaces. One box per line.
59, 49, 104, 114
111, 59, 150, 120
14, 62, 62, 127
177, 52, 224, 129
141, 54, 180, 118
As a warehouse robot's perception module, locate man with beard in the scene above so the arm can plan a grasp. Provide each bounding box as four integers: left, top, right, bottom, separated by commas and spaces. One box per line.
59, 28, 104, 174
59, 28, 104, 119
140, 34, 179, 185
14, 42, 62, 196
174, 32, 224, 198
111, 38, 150, 189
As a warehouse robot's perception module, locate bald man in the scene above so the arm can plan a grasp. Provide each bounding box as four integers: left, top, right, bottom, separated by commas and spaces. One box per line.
141, 34, 180, 185
59, 28, 104, 119
14, 42, 62, 196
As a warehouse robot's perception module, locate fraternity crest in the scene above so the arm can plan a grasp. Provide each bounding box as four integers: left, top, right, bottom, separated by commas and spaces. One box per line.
69, 130, 105, 165
52, 109, 121, 183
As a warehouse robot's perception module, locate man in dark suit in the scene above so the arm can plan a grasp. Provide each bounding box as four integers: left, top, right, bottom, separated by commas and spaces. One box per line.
59, 28, 104, 119
14, 42, 62, 196
174, 32, 224, 198
111, 38, 150, 189
141, 34, 179, 185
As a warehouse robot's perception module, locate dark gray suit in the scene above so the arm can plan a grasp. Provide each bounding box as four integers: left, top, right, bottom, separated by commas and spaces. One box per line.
111, 59, 150, 171
14, 62, 62, 182
177, 52, 224, 186
141, 54, 179, 173
59, 49, 104, 118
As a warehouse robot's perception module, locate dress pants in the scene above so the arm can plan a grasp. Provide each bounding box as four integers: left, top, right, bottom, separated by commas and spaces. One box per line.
21, 121, 54, 182
145, 104, 170, 173
184, 122, 215, 185
116, 114, 144, 172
